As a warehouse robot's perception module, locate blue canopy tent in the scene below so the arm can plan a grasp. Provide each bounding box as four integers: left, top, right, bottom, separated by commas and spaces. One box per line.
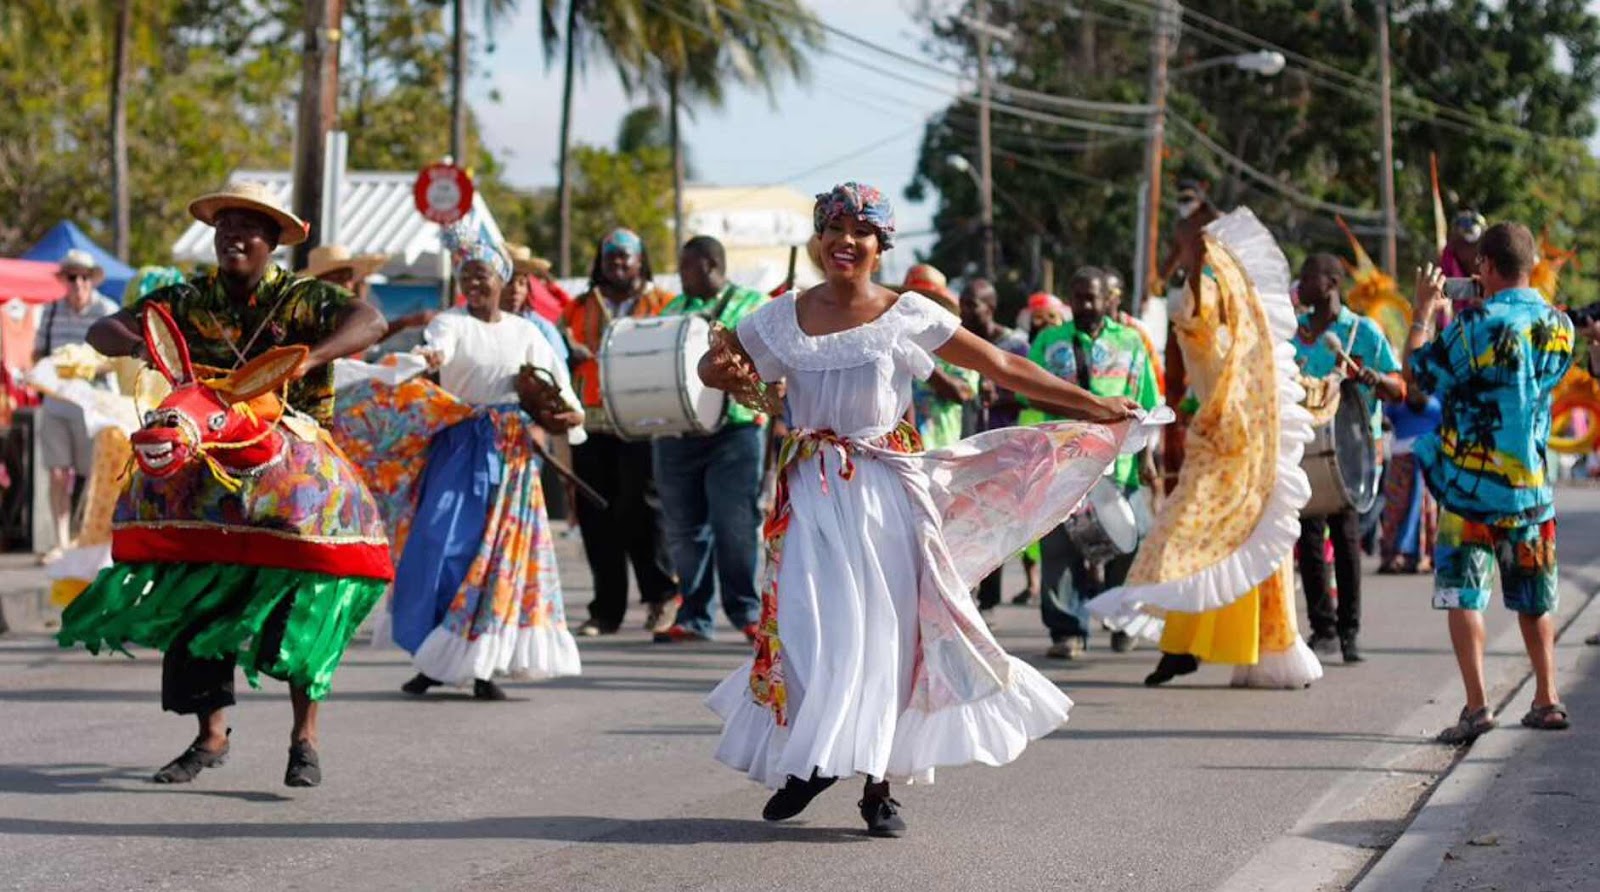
20, 221, 135, 300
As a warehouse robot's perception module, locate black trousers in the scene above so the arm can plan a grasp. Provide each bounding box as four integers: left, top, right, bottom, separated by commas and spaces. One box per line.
1299, 508, 1362, 639
161, 596, 291, 715
572, 432, 677, 630
976, 566, 1004, 611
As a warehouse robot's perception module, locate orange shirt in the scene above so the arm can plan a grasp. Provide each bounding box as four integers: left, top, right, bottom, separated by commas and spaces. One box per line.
560, 285, 674, 409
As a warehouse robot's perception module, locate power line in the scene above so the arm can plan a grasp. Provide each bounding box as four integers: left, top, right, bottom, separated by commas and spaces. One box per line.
1168, 115, 1385, 221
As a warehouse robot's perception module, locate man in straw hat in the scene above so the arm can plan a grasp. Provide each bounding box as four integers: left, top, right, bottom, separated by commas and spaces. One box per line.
85, 181, 387, 787
35, 249, 122, 562
298, 243, 388, 302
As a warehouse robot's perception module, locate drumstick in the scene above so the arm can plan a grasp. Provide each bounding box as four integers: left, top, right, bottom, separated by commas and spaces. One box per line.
1321, 332, 1358, 376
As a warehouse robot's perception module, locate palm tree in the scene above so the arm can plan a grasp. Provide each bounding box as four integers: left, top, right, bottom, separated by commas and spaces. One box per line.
541, 0, 820, 272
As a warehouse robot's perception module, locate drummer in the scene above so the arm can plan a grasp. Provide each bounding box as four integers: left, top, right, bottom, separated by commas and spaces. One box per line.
651, 236, 770, 645
559, 228, 681, 638
1292, 254, 1404, 665
1026, 266, 1161, 660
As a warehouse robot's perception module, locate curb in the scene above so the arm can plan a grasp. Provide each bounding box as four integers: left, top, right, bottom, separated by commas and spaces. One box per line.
1350, 586, 1600, 890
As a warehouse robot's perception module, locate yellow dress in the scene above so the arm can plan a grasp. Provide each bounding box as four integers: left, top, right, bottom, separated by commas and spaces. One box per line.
1091, 208, 1320, 688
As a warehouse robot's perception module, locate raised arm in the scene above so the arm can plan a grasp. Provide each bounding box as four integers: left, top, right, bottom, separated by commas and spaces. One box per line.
935, 326, 1137, 423
303, 301, 387, 370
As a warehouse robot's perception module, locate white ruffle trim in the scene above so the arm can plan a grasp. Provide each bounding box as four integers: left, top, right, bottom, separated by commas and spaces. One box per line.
43, 543, 112, 582
1229, 636, 1324, 689
706, 657, 1071, 789
412, 621, 581, 686
1089, 207, 1313, 621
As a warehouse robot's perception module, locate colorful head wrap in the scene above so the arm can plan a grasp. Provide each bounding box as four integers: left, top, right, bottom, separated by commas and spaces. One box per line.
602, 228, 643, 257
441, 218, 511, 281
813, 182, 896, 250
1453, 209, 1487, 243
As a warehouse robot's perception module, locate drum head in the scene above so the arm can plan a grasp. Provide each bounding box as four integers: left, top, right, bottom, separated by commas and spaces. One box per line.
675, 316, 727, 432
1332, 380, 1380, 514
1088, 479, 1139, 554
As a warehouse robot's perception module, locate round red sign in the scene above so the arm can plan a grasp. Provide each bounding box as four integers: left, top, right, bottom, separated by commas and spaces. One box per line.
413, 162, 474, 225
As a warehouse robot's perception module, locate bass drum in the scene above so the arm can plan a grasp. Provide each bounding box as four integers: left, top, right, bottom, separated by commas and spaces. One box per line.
1063, 476, 1139, 564
599, 314, 727, 440
1300, 379, 1380, 518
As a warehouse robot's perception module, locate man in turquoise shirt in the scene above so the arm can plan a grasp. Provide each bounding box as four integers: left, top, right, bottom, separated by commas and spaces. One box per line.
1028, 267, 1160, 659
652, 236, 769, 643
1406, 224, 1573, 742
1292, 254, 1404, 665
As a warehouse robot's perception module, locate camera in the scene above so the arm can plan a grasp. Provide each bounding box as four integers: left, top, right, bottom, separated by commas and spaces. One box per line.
1442, 277, 1482, 303
1568, 301, 1600, 329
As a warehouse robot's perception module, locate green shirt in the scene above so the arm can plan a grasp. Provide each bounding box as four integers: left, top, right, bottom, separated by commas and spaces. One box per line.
663, 282, 769, 427
134, 265, 355, 424
1027, 318, 1159, 489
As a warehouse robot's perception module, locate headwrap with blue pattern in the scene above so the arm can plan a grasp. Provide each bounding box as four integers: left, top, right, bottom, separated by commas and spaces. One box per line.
441, 218, 512, 281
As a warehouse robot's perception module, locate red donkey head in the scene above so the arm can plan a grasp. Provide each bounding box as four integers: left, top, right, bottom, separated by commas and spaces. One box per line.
132, 304, 307, 480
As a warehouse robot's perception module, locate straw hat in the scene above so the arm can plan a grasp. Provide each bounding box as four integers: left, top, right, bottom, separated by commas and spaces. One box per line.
298, 244, 388, 280
505, 242, 553, 277
187, 181, 310, 246
901, 263, 957, 313
56, 249, 105, 284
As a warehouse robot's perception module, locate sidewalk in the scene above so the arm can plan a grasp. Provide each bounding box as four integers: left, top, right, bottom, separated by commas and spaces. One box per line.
1421, 640, 1600, 891
1355, 592, 1600, 891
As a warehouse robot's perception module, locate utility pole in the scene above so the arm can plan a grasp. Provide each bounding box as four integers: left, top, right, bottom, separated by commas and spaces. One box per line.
1377, 0, 1398, 275
450, 0, 469, 166
975, 0, 996, 280
1132, 0, 1174, 316
292, 0, 342, 270
556, 0, 579, 277
109, 0, 131, 261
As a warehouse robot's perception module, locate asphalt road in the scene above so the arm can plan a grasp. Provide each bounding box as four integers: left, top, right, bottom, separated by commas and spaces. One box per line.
4, 489, 1599, 892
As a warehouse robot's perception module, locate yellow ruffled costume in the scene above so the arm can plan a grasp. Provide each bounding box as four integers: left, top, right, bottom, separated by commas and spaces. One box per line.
1090, 209, 1321, 688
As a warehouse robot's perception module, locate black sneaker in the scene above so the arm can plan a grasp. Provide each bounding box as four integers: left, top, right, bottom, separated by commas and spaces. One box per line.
1143, 653, 1199, 687
1340, 635, 1365, 664
859, 784, 907, 838
152, 730, 230, 784
762, 771, 837, 821
1307, 633, 1340, 657
474, 679, 509, 701
401, 673, 442, 696
285, 740, 321, 788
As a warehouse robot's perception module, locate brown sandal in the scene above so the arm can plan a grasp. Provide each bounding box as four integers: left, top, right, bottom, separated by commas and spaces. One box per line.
1520, 702, 1570, 730
1436, 706, 1496, 744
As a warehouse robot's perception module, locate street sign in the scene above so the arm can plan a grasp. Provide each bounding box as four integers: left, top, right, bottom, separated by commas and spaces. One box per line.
412, 162, 474, 225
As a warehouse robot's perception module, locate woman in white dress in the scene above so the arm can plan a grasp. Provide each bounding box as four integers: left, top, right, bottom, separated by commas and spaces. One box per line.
700, 182, 1151, 837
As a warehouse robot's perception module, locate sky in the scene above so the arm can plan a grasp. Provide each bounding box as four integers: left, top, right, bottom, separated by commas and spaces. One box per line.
468, 0, 955, 280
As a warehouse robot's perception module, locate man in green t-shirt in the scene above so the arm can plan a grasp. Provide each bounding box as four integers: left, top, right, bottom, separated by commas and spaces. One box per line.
1028, 267, 1160, 660
652, 236, 770, 644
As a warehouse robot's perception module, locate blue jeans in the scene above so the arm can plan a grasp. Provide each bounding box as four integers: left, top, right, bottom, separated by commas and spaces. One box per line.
652, 424, 765, 636
1041, 485, 1153, 642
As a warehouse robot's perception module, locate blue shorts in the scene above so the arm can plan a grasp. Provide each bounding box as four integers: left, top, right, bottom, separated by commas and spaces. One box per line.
1431, 510, 1558, 616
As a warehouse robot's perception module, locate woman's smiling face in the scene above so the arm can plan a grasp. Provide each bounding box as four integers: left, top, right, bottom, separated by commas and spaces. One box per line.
818, 216, 881, 281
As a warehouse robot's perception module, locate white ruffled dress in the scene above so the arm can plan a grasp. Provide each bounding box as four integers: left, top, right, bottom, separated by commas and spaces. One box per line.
708, 291, 1151, 787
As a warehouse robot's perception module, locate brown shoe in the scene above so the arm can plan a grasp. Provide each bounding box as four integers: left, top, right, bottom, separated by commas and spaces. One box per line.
644, 596, 682, 634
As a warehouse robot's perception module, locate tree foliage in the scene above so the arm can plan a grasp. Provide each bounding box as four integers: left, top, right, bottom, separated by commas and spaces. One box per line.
909, 0, 1600, 305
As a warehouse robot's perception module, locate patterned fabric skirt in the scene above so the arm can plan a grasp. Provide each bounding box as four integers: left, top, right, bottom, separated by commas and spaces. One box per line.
333, 380, 580, 686
1380, 453, 1437, 567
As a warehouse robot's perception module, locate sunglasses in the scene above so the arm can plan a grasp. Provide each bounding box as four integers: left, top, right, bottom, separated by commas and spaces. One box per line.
62, 273, 95, 282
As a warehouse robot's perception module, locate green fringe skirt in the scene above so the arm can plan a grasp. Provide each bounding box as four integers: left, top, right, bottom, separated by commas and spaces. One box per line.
58, 562, 387, 701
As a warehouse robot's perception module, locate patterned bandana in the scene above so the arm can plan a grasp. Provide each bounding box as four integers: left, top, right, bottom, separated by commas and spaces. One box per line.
813, 182, 895, 249
602, 228, 643, 257
441, 219, 511, 281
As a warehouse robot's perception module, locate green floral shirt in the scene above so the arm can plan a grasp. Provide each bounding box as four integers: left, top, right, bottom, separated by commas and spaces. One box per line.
133, 265, 354, 424
663, 282, 769, 427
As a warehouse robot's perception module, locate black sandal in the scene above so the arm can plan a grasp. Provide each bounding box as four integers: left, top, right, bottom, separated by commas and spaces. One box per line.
762, 770, 837, 821
1520, 702, 1570, 730
285, 740, 321, 788
152, 729, 230, 784
1144, 653, 1199, 687
1436, 706, 1497, 744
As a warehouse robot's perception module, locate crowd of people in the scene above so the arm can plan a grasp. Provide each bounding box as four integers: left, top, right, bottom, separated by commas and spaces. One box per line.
34, 173, 1598, 838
